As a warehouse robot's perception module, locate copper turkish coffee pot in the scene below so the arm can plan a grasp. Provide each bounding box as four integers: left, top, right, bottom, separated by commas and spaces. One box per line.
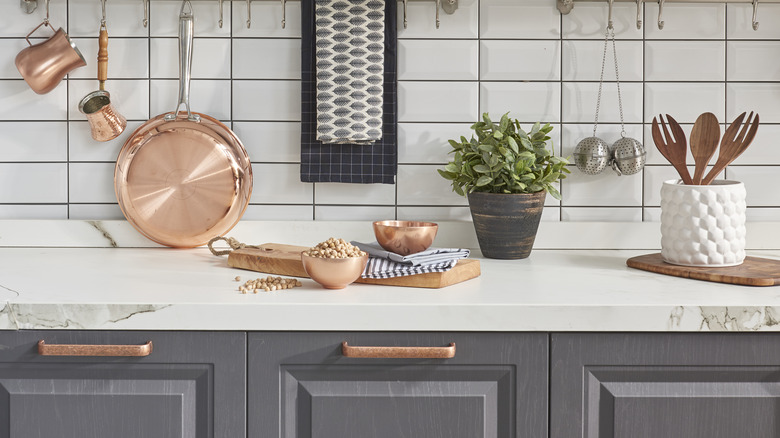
78, 4, 126, 142
15, 0, 86, 94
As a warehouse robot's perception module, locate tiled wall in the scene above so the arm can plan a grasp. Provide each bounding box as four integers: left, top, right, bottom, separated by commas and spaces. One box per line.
1, 0, 779, 222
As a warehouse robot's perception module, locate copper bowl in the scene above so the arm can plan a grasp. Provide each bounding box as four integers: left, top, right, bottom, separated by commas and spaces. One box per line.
373, 220, 438, 256
301, 253, 368, 290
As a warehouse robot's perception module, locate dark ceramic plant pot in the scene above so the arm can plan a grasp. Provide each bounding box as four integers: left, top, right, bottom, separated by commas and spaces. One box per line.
467, 191, 546, 260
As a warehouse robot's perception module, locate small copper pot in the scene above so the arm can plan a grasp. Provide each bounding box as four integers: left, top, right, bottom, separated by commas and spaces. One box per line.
15, 23, 86, 95
79, 90, 127, 142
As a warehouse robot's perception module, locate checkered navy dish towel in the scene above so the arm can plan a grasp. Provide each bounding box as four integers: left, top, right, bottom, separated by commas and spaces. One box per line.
314, 0, 385, 144
300, 0, 397, 184
362, 257, 458, 279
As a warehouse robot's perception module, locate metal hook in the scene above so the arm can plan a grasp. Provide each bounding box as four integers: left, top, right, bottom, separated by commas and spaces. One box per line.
246, 0, 252, 28
753, 0, 760, 31
281, 0, 286, 28
100, 0, 107, 27
218, 0, 223, 28
657, 0, 664, 30
43, 0, 50, 24
607, 0, 614, 29
636, 0, 642, 29
435, 0, 441, 28
142, 0, 148, 28
402, 0, 408, 28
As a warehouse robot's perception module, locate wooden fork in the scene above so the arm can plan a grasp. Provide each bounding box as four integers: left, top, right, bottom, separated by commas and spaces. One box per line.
701, 112, 760, 185
651, 114, 693, 185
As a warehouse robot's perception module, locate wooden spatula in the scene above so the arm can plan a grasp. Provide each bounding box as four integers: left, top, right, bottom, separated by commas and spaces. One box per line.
690, 112, 721, 185
701, 112, 760, 185
651, 114, 693, 185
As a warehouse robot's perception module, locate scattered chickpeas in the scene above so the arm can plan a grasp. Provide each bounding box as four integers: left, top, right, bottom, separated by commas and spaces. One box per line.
237, 275, 303, 294
234, 276, 241, 282
303, 237, 367, 259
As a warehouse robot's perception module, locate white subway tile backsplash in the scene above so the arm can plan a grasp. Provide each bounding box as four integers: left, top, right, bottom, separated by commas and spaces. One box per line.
727, 41, 780, 81
69, 163, 116, 203
730, 125, 780, 165
644, 83, 726, 123
480, 40, 560, 81
725, 167, 780, 206
562, 40, 643, 82
0, 163, 67, 203
233, 39, 301, 80
643, 208, 660, 222
397, 165, 468, 206
69, 204, 124, 220
0, 122, 67, 162
250, 163, 312, 204
745, 208, 780, 222
728, 4, 780, 40
233, 2, 301, 38
643, 165, 691, 206
70, 79, 150, 121
645, 3, 725, 40
480, 0, 560, 39
398, 123, 472, 164
399, 0, 478, 39
242, 205, 313, 221
561, 170, 642, 207
0, 81, 67, 120
541, 207, 561, 222
232, 122, 301, 163
563, 82, 643, 123
562, 207, 642, 222
0, 205, 67, 220
562, 2, 643, 39
315, 205, 396, 221
398, 82, 479, 123
70, 38, 149, 79
399, 40, 478, 81
0, 40, 32, 79
68, 0, 148, 38
150, 1, 230, 37
233, 80, 301, 121
150, 79, 230, 121
727, 84, 780, 123
315, 182, 396, 205
645, 41, 725, 82
481, 82, 561, 123
0, 1, 68, 36
397, 206, 472, 222
151, 38, 231, 79
69, 121, 143, 162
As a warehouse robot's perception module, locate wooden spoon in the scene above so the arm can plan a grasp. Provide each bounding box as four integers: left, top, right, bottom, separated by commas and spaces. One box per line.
689, 112, 721, 185
701, 112, 760, 185
651, 114, 693, 185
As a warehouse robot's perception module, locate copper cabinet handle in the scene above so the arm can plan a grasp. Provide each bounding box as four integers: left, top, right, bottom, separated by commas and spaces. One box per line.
37, 340, 153, 357
341, 342, 455, 359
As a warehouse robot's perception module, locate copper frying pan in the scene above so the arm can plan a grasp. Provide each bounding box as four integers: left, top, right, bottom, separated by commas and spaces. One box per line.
114, 1, 252, 248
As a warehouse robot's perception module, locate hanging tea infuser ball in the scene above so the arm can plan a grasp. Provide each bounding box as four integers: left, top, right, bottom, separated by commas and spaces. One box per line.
611, 136, 646, 176
574, 136, 611, 175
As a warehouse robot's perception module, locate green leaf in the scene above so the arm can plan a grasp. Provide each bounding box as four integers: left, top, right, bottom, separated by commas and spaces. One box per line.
499, 113, 510, 132
492, 131, 504, 140
482, 113, 493, 126
453, 184, 465, 196
444, 163, 458, 173
507, 136, 519, 154
476, 175, 493, 187
437, 169, 456, 180
473, 164, 491, 174
478, 144, 496, 153
546, 184, 562, 200
530, 122, 541, 136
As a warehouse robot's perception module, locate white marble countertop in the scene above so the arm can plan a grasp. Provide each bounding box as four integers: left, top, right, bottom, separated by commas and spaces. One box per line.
2, 246, 780, 332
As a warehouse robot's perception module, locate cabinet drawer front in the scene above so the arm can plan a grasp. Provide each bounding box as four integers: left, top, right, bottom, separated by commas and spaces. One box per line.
248, 332, 548, 438
551, 333, 780, 438
0, 331, 245, 438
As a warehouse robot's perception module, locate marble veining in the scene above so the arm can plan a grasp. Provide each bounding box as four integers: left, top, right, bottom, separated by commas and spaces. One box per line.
668, 306, 780, 331
10, 304, 171, 330
87, 220, 118, 248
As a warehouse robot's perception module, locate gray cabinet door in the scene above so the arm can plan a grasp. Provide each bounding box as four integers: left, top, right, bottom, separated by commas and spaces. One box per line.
248, 332, 547, 438
551, 333, 780, 438
0, 331, 245, 438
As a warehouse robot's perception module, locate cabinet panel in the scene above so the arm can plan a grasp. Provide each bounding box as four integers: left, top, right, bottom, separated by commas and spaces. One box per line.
0, 331, 245, 438
551, 333, 780, 438
249, 332, 548, 438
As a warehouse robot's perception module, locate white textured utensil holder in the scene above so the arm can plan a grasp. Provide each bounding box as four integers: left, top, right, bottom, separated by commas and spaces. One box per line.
660, 180, 747, 267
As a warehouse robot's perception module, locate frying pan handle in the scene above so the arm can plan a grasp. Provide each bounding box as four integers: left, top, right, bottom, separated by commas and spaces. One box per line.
166, 0, 200, 123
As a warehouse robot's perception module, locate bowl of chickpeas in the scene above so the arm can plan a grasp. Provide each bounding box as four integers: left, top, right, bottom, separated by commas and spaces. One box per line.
301, 238, 368, 289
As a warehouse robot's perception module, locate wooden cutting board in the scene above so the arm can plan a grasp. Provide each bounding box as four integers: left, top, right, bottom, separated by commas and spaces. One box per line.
626, 253, 780, 286
227, 243, 481, 289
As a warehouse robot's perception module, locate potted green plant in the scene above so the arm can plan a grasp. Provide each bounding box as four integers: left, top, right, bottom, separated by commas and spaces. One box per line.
438, 112, 569, 259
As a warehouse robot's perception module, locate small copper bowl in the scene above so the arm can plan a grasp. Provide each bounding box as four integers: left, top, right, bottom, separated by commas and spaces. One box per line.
301, 253, 368, 290
373, 220, 438, 256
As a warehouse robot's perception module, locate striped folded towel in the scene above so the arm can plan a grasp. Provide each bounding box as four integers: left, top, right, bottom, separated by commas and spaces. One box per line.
352, 241, 470, 279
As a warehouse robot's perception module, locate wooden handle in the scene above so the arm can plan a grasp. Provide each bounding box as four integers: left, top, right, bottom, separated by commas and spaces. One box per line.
37, 340, 153, 357
341, 341, 455, 359
97, 26, 108, 87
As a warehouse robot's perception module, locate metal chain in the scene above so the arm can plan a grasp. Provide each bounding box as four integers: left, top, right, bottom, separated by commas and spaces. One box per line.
610, 27, 627, 137
592, 25, 611, 137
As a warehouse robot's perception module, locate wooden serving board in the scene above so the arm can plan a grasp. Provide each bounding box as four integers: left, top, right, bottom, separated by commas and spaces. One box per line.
227, 243, 481, 289
626, 253, 780, 286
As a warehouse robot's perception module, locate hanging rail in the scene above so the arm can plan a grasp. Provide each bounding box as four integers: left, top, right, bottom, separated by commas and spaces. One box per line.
559, 0, 768, 30
21, 0, 458, 30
